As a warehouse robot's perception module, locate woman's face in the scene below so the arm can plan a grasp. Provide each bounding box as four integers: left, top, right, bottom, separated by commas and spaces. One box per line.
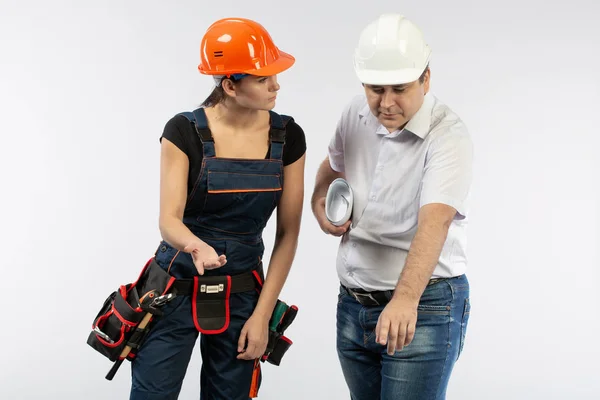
224, 75, 280, 110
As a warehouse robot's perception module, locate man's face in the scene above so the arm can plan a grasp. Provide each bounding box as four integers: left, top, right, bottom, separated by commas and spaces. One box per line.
363, 69, 430, 132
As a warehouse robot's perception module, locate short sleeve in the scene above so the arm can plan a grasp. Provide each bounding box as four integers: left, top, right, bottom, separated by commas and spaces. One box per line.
160, 115, 192, 157
420, 127, 473, 219
327, 111, 347, 173
282, 119, 307, 166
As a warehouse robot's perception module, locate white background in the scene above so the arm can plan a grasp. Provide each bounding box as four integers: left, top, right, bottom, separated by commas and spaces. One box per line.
1, 0, 599, 399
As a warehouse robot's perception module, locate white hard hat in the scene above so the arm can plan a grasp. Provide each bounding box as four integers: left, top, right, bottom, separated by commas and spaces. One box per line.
353, 14, 431, 85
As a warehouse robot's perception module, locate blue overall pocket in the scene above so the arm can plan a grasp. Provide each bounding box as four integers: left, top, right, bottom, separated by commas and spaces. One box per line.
203, 170, 282, 218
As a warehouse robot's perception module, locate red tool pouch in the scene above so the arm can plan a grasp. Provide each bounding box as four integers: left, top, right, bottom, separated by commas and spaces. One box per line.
86, 258, 175, 362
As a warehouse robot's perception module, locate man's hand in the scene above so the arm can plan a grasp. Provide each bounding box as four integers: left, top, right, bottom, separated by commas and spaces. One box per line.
311, 157, 349, 236
375, 297, 419, 355
237, 313, 270, 360
313, 197, 351, 236
373, 203, 457, 355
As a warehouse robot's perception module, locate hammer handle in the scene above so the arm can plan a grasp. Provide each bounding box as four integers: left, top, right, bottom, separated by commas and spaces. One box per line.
105, 312, 154, 380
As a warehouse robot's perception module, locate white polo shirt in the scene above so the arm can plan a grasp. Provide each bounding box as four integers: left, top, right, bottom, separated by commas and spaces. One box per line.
328, 92, 473, 292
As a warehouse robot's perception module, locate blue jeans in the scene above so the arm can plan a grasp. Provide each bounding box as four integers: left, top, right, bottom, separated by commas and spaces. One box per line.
336, 275, 471, 400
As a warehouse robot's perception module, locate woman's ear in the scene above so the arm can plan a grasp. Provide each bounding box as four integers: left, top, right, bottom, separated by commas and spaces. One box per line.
221, 78, 237, 98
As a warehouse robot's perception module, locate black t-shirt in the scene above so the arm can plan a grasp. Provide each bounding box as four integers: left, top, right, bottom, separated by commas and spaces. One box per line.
160, 113, 307, 195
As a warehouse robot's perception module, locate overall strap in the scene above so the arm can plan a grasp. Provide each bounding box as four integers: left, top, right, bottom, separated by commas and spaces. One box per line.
177, 108, 216, 158
268, 111, 290, 161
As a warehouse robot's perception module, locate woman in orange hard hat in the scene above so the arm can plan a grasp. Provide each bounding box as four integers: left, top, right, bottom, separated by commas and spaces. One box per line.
129, 17, 306, 400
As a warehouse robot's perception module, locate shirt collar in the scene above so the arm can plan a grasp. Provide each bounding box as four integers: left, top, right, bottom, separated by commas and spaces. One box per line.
358, 93, 435, 139
403, 92, 435, 139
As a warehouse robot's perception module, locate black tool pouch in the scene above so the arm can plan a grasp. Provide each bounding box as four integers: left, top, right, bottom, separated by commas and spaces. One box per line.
192, 275, 231, 334
263, 331, 293, 366
86, 258, 175, 362
251, 269, 297, 366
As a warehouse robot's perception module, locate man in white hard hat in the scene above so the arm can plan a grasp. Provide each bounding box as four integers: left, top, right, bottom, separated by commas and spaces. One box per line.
311, 13, 473, 399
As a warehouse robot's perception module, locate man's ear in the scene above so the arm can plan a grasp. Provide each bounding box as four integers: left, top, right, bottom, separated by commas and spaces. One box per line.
422, 68, 431, 94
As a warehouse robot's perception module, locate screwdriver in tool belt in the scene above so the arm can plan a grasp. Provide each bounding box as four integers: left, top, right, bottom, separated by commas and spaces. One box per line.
277, 305, 298, 334
269, 301, 288, 332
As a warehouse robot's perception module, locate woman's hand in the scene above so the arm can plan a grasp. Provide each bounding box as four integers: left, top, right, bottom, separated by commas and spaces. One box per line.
237, 313, 270, 360
183, 240, 227, 275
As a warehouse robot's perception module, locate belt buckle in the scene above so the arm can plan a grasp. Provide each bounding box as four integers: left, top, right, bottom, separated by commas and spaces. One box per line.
349, 290, 380, 306
201, 284, 224, 294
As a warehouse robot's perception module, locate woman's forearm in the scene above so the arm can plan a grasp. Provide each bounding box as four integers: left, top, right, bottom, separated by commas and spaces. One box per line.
252, 229, 299, 319
159, 215, 204, 251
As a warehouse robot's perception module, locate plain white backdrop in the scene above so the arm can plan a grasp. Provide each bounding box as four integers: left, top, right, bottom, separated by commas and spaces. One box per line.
1, 0, 599, 399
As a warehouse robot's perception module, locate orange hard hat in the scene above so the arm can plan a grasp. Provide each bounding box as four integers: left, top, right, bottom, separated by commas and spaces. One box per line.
197, 17, 295, 77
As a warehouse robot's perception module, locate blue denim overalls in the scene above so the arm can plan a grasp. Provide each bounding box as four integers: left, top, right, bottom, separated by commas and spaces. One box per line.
129, 107, 290, 400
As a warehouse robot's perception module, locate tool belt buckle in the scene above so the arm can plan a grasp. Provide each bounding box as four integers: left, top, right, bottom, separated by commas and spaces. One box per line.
200, 284, 224, 294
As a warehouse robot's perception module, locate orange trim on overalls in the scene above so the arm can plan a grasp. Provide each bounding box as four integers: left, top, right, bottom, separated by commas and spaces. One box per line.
249, 359, 261, 398
166, 250, 181, 274
207, 188, 282, 194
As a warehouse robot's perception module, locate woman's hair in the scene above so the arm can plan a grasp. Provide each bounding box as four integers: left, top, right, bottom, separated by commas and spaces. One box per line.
201, 76, 242, 107
201, 85, 225, 107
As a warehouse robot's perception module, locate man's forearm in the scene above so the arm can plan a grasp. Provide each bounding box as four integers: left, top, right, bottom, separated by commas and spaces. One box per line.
393, 205, 454, 302
311, 157, 343, 214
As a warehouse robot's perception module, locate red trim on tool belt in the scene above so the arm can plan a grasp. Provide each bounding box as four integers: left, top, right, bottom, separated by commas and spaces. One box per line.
281, 336, 293, 345
93, 311, 128, 348
252, 269, 263, 296
252, 270, 263, 287
96, 327, 126, 348
111, 304, 138, 327
163, 277, 176, 295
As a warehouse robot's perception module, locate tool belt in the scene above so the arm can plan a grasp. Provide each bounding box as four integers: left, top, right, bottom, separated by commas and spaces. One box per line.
86, 256, 263, 380
87, 254, 298, 388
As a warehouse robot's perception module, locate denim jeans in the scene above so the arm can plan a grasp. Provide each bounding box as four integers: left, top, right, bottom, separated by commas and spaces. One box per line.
336, 275, 470, 400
